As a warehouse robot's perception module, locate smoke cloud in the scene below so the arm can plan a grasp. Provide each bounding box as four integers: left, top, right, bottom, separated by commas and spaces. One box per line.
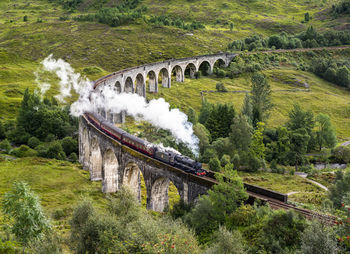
37, 55, 199, 154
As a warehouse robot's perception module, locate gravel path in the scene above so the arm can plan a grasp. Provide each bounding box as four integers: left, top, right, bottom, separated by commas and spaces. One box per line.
341, 141, 350, 146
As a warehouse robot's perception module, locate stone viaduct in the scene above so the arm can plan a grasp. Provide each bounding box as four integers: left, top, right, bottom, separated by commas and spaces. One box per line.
80, 53, 241, 212
79, 114, 215, 212
93, 53, 236, 123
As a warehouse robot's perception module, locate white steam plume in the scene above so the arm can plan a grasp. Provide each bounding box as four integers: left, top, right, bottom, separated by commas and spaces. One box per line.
37, 55, 199, 154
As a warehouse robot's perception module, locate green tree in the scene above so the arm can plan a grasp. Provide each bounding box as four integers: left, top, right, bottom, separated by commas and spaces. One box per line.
187, 107, 197, 124
46, 141, 66, 160
300, 221, 338, 254
230, 114, 252, 153
0, 120, 5, 139
194, 123, 211, 154
0, 139, 12, 153
315, 114, 337, 150
259, 210, 306, 253
209, 157, 221, 172
211, 137, 231, 159
205, 103, 235, 141
61, 136, 78, 156
28, 136, 40, 148
288, 128, 310, 169
250, 73, 273, 127
336, 66, 350, 88
185, 164, 248, 241
205, 226, 246, 254
250, 122, 265, 159
304, 12, 310, 22
265, 127, 290, 164
329, 170, 350, 208
2, 182, 51, 246
287, 104, 314, 137
241, 93, 253, 125
199, 99, 213, 124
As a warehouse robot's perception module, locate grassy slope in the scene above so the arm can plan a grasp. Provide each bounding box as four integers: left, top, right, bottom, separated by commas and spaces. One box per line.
0, 0, 345, 119
0, 157, 106, 237
148, 66, 350, 141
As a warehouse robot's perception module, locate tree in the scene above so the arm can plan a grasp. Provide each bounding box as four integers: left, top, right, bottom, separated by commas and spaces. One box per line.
288, 128, 310, 169
209, 157, 221, 172
0, 139, 12, 153
28, 136, 40, 148
259, 210, 306, 253
185, 164, 248, 240
46, 141, 66, 160
328, 170, 350, 208
230, 114, 252, 153
287, 104, 314, 136
194, 123, 211, 154
336, 66, 350, 88
187, 107, 197, 124
199, 99, 213, 124
205, 227, 246, 254
304, 12, 310, 22
205, 103, 235, 141
61, 136, 78, 156
211, 137, 231, 159
250, 122, 265, 159
315, 113, 337, 150
241, 93, 253, 125
250, 73, 273, 127
300, 221, 338, 254
0, 120, 5, 139
2, 182, 51, 246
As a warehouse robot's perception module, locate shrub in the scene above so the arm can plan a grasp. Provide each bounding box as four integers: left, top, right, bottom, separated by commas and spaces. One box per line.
232, 153, 240, 170
201, 148, 216, 163
205, 227, 246, 254
220, 154, 231, 167
61, 136, 78, 156
23, 15, 28, 22
332, 146, 350, 163
69, 152, 78, 162
34, 144, 49, 157
10, 145, 38, 158
194, 71, 201, 79
0, 139, 12, 153
27, 137, 40, 149
0, 120, 5, 139
300, 220, 338, 254
216, 82, 228, 92
209, 157, 221, 172
46, 142, 66, 160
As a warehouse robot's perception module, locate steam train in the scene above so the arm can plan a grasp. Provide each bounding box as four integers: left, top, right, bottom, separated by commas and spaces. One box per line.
84, 112, 207, 176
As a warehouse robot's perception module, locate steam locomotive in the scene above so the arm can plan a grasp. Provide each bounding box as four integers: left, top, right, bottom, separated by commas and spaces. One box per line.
85, 112, 207, 176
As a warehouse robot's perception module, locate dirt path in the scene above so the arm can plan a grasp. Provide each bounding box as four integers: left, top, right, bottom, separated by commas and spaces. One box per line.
296, 173, 329, 191
341, 141, 350, 146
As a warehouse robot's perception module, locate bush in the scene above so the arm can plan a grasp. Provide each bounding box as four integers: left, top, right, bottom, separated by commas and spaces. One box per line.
46, 142, 66, 160
34, 144, 49, 157
10, 145, 38, 158
69, 152, 78, 162
220, 154, 231, 167
0, 120, 5, 139
23, 15, 28, 22
201, 148, 216, 163
300, 220, 338, 254
209, 157, 221, 172
0, 139, 12, 153
205, 227, 246, 254
194, 71, 201, 79
27, 137, 40, 149
61, 136, 78, 156
216, 82, 228, 92
332, 146, 350, 163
